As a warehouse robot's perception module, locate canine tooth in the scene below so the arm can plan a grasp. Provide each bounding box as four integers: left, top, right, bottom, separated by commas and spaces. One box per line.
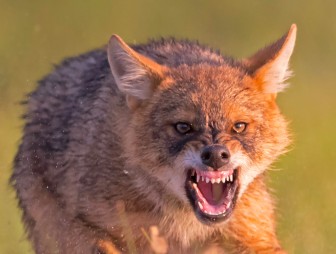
222, 177, 226, 183
216, 178, 221, 184
197, 175, 200, 182
198, 202, 203, 210
211, 178, 216, 184
206, 177, 210, 183
230, 174, 233, 182
226, 176, 229, 182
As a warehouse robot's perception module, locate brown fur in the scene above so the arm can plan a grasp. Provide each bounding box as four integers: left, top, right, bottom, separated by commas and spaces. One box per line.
12, 25, 296, 253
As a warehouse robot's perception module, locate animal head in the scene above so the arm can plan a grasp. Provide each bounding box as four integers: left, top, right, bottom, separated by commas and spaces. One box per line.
107, 25, 296, 224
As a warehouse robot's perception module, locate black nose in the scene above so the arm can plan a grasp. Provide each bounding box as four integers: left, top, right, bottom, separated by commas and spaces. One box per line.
200, 145, 230, 170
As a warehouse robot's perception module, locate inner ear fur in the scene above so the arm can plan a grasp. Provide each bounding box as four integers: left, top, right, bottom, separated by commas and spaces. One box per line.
107, 35, 166, 109
243, 24, 297, 94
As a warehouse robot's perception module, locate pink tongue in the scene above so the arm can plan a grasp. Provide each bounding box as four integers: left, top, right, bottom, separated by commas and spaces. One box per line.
197, 181, 223, 205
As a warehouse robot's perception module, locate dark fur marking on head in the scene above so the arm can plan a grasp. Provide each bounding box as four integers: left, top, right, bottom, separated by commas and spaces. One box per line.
168, 133, 203, 156
132, 38, 242, 68
232, 135, 256, 155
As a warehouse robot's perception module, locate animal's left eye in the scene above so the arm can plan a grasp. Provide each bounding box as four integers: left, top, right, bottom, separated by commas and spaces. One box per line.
175, 122, 193, 135
232, 122, 248, 134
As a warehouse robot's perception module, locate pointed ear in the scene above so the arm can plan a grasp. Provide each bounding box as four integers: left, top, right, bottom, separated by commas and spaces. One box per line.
244, 24, 297, 94
107, 35, 165, 109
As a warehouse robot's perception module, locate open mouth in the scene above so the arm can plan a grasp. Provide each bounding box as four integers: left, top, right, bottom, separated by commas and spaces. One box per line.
185, 168, 239, 223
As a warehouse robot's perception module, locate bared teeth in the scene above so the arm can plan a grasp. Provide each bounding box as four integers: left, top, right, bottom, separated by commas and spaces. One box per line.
194, 171, 235, 184
192, 170, 237, 217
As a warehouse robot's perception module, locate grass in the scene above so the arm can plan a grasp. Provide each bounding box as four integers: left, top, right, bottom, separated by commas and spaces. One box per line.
1, 1, 336, 253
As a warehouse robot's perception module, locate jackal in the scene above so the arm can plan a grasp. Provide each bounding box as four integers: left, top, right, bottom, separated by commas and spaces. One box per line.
12, 24, 297, 254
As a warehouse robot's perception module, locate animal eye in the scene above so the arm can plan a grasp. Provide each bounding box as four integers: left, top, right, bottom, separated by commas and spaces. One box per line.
175, 122, 193, 135
232, 122, 247, 134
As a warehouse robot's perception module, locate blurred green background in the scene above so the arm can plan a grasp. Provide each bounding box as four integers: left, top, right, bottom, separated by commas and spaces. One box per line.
1, 0, 335, 253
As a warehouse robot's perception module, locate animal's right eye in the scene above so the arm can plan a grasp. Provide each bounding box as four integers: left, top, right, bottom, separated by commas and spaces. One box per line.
175, 122, 193, 135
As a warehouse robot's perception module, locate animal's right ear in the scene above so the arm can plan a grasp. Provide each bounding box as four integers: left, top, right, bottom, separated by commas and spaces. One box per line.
107, 35, 165, 110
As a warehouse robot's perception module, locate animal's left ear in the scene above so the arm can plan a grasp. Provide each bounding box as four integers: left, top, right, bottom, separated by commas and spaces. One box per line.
244, 24, 297, 94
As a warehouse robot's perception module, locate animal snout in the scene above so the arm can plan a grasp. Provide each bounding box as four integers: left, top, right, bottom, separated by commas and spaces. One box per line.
200, 145, 230, 170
